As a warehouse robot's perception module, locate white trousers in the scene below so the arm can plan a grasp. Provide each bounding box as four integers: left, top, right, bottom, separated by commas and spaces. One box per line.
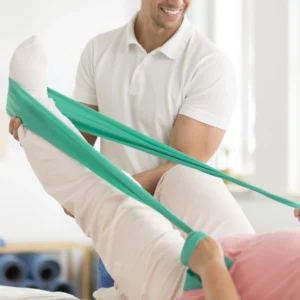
12, 37, 254, 300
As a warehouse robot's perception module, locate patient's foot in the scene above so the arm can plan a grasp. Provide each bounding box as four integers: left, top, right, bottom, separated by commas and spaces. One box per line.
9, 36, 82, 135
9, 36, 48, 101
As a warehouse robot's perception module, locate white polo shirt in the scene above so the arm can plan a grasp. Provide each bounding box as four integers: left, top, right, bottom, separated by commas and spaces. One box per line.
73, 16, 236, 175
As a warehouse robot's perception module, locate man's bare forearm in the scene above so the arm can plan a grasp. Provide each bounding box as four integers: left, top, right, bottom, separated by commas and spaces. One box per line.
132, 144, 212, 195
132, 146, 212, 195
197, 262, 240, 300
133, 162, 176, 195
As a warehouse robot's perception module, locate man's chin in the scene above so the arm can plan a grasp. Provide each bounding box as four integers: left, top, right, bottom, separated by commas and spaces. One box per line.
154, 17, 183, 30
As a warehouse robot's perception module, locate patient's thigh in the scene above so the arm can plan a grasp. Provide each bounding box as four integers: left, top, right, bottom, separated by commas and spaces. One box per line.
154, 165, 255, 239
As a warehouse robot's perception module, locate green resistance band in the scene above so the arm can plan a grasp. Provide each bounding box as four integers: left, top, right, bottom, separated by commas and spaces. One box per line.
45, 86, 300, 211
6, 78, 300, 291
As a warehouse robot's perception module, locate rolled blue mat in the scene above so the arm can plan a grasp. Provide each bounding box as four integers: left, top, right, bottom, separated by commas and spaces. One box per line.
19, 253, 61, 283
47, 278, 78, 296
0, 239, 5, 247
0, 254, 28, 286
19, 279, 45, 290
97, 259, 114, 288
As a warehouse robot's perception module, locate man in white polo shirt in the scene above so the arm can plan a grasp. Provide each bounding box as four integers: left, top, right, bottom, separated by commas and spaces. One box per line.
71, 0, 237, 294
73, 2, 235, 194
9, 0, 242, 297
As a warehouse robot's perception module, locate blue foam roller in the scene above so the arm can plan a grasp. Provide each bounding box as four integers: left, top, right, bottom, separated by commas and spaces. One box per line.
0, 254, 28, 286
19, 253, 61, 283
19, 279, 45, 290
97, 259, 114, 288
47, 278, 78, 296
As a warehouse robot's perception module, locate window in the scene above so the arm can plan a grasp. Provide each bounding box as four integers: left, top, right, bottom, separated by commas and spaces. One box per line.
215, 0, 255, 178
188, 0, 255, 179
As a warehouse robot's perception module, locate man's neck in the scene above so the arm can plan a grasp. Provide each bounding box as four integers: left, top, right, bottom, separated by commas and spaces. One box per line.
134, 11, 182, 53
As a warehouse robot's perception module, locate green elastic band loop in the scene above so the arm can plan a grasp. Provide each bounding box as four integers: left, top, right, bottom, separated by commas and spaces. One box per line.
180, 231, 233, 290
181, 232, 208, 291
181, 231, 208, 266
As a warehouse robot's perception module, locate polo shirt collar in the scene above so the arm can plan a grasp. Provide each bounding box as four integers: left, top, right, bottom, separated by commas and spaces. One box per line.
126, 14, 194, 60
126, 13, 140, 47
159, 17, 193, 60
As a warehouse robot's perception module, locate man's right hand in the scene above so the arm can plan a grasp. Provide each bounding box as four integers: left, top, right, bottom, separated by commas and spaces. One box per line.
189, 236, 241, 300
294, 209, 300, 223
189, 236, 225, 277
9, 116, 22, 141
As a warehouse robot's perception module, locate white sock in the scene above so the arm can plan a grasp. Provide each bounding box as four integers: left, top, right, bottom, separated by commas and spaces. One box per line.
9, 36, 82, 136
9, 36, 48, 101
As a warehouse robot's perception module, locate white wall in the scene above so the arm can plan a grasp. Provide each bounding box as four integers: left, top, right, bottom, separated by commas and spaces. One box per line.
0, 0, 134, 244
187, 0, 215, 39
0, 0, 131, 104
254, 0, 289, 194
237, 193, 299, 233
288, 0, 300, 195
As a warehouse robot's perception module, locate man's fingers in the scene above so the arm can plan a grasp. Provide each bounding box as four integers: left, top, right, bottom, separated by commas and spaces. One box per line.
13, 127, 19, 141
9, 117, 15, 135
63, 207, 74, 218
294, 209, 300, 223
13, 118, 22, 141
15, 118, 22, 129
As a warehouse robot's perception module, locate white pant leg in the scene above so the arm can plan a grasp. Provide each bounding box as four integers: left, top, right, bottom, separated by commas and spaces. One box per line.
18, 114, 185, 300
154, 165, 255, 239
10, 36, 185, 300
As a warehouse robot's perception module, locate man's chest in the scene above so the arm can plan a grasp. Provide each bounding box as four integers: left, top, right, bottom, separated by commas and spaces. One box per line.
94, 51, 187, 135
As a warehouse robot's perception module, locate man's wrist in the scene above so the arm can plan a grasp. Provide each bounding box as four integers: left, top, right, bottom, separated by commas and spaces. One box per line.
132, 162, 176, 194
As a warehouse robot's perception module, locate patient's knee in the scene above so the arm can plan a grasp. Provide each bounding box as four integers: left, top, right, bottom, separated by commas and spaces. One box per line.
157, 164, 221, 192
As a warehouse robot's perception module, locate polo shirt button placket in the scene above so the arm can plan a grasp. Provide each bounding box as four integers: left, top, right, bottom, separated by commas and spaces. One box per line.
129, 54, 147, 96
129, 65, 141, 95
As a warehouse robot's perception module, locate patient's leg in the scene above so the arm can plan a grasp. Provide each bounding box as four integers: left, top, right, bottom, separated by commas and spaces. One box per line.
19, 113, 186, 300
19, 127, 186, 300
10, 37, 185, 300
155, 165, 255, 239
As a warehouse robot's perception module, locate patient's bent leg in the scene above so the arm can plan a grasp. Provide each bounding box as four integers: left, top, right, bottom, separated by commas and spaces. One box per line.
12, 37, 186, 300
155, 165, 255, 239
18, 121, 185, 300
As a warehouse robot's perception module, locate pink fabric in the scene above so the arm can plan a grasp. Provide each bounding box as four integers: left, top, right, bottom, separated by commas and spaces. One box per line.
179, 290, 203, 300
179, 229, 300, 300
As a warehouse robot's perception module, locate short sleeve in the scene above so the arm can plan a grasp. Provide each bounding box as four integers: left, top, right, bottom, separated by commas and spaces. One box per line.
73, 40, 98, 106
179, 54, 236, 130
